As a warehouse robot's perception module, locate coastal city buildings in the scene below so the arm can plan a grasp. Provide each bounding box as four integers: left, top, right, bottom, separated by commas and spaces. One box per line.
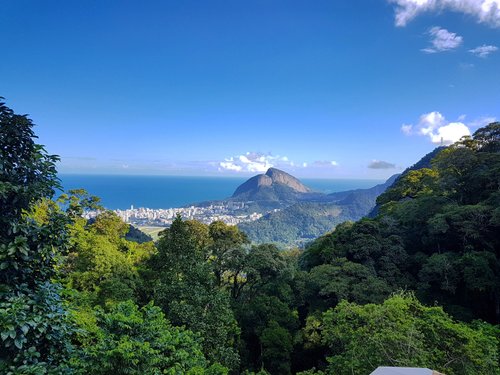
85, 202, 265, 227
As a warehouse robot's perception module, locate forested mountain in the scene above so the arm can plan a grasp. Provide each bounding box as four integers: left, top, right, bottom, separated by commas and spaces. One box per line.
240, 148, 454, 247
192, 168, 399, 246
327, 174, 399, 203
239, 174, 398, 246
302, 123, 500, 323
1, 99, 499, 375
368, 147, 445, 217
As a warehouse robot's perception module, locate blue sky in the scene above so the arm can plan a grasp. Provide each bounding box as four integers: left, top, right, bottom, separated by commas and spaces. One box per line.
1, 0, 499, 178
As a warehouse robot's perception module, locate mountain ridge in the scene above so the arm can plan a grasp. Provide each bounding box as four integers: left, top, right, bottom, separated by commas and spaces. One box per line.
231, 167, 311, 201
238, 173, 398, 246
192, 168, 406, 246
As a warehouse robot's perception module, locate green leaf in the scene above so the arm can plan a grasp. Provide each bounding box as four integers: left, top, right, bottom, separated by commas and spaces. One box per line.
21, 325, 29, 335
14, 338, 23, 349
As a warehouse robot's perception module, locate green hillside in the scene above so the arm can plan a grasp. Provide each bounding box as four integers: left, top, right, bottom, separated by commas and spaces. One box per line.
2, 99, 499, 375
302, 123, 500, 323
239, 175, 397, 246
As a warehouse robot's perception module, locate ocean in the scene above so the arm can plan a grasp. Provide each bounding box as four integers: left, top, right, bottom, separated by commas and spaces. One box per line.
59, 174, 384, 210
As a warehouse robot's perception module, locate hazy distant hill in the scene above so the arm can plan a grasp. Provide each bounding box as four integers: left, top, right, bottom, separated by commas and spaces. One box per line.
189, 152, 450, 246
237, 173, 398, 246
185, 167, 406, 246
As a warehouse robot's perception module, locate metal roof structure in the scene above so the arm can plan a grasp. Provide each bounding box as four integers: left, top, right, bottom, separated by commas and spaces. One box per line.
370, 367, 444, 375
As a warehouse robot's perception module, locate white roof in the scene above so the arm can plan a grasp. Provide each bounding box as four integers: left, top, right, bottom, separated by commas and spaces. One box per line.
370, 367, 434, 375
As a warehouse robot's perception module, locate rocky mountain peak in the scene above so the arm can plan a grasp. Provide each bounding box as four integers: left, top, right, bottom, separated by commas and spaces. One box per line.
232, 168, 311, 199
265, 168, 310, 193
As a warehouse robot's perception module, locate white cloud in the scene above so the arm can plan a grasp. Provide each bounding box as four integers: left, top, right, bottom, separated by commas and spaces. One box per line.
219, 157, 243, 172
429, 122, 471, 143
418, 111, 446, 135
401, 111, 473, 144
311, 160, 340, 168
368, 160, 397, 169
219, 152, 290, 173
469, 44, 499, 57
422, 27, 463, 53
389, 0, 500, 28
401, 124, 413, 135
218, 153, 341, 173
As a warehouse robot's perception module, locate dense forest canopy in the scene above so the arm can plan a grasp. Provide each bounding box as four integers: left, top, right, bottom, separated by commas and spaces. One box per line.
1, 99, 499, 374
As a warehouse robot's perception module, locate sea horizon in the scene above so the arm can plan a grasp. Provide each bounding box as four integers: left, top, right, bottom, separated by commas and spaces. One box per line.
59, 173, 385, 210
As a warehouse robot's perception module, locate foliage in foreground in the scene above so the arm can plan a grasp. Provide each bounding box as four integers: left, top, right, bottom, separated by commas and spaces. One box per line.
1, 98, 499, 375
302, 123, 500, 324
72, 300, 227, 375
0, 98, 74, 373
320, 293, 499, 375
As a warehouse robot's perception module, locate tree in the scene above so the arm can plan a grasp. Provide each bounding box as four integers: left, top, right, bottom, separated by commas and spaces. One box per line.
63, 210, 154, 307
232, 245, 300, 374
320, 293, 499, 375
377, 168, 439, 205
260, 321, 293, 375
471, 122, 500, 153
0, 99, 74, 373
308, 260, 390, 308
74, 300, 227, 375
150, 216, 240, 370
208, 221, 249, 288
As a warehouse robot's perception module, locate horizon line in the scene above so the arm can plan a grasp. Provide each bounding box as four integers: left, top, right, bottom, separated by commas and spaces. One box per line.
57, 172, 387, 181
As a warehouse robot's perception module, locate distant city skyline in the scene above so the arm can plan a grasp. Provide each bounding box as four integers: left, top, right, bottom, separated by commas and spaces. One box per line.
1, 0, 499, 178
